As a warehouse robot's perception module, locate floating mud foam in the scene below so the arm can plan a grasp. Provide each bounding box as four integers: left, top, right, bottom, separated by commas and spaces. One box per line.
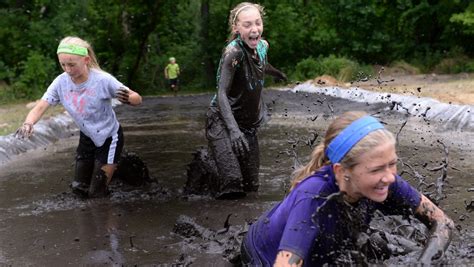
291, 82, 473, 131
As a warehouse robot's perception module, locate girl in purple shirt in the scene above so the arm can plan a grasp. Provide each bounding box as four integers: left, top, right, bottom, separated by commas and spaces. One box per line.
241, 111, 454, 266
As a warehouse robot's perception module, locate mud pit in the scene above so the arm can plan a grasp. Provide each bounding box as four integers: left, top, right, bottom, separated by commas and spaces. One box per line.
0, 90, 472, 265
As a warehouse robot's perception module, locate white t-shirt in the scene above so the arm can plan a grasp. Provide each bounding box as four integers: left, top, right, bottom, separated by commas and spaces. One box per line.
42, 69, 127, 147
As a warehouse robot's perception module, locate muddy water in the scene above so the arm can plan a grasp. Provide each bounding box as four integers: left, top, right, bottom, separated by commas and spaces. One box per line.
0, 91, 472, 265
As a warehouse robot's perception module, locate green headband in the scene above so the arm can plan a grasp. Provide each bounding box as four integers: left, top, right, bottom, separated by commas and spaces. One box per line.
57, 44, 88, 56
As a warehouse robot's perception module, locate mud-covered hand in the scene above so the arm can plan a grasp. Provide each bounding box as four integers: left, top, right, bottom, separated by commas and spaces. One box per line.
418, 238, 443, 265
274, 71, 287, 83
116, 88, 130, 104
418, 222, 453, 264
416, 195, 454, 265
229, 129, 249, 157
15, 123, 34, 139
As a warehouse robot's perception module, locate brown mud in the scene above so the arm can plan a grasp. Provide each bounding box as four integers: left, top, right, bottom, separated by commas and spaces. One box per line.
0, 90, 472, 265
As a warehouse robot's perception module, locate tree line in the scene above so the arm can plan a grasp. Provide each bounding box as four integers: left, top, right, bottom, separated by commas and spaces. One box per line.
0, 0, 473, 101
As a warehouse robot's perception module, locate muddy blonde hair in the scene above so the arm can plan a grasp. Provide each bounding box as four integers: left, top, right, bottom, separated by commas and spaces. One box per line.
227, 2, 265, 41
58, 36, 101, 70
290, 111, 396, 190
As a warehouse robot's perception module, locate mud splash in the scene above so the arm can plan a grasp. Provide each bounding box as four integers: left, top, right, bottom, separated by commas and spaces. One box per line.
0, 91, 472, 265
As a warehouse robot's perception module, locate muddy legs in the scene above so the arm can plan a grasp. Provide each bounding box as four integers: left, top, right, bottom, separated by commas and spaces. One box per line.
72, 158, 109, 198
209, 137, 246, 199
186, 132, 259, 199
185, 109, 261, 199
71, 154, 94, 198
240, 132, 259, 192
88, 162, 109, 198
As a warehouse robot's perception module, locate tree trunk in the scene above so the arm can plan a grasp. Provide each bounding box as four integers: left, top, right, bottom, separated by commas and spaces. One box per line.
127, 1, 161, 86
200, 0, 215, 88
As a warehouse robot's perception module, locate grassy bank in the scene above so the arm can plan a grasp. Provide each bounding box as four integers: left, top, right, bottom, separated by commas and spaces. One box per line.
0, 101, 66, 136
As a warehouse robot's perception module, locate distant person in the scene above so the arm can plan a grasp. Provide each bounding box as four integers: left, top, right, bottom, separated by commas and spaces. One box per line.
164, 57, 180, 95
15, 36, 142, 198
241, 111, 454, 266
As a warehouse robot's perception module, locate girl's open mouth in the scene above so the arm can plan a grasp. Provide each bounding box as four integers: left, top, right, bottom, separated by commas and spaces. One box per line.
247, 35, 260, 47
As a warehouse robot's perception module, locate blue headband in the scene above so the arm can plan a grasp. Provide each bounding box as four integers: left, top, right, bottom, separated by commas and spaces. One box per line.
326, 115, 384, 163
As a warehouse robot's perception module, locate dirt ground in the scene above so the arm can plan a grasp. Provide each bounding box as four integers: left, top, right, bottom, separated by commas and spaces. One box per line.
350, 72, 474, 105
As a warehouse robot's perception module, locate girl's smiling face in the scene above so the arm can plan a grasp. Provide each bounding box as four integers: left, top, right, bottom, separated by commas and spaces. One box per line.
58, 53, 90, 83
233, 7, 263, 49
340, 142, 398, 203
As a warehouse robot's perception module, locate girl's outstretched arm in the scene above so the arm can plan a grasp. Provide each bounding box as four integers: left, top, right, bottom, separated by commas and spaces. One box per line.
416, 194, 454, 264
15, 99, 50, 138
274, 250, 303, 267
265, 63, 287, 82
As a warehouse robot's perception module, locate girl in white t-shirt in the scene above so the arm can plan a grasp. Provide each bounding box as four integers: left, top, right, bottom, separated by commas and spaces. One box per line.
16, 36, 142, 198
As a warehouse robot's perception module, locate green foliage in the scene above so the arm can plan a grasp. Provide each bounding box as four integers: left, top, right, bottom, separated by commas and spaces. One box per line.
292, 57, 319, 82
292, 55, 373, 82
0, 0, 473, 101
433, 55, 474, 74
0, 61, 13, 82
389, 61, 421, 75
450, 2, 474, 35
12, 52, 57, 99
0, 83, 16, 104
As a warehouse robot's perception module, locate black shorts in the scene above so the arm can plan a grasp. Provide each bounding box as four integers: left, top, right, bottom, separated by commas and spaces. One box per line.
169, 78, 179, 86
76, 126, 124, 165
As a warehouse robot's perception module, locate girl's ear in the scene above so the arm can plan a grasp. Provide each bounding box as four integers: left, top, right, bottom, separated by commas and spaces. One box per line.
333, 163, 347, 182
83, 56, 91, 65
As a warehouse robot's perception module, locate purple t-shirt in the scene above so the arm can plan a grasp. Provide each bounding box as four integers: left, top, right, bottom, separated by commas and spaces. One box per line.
245, 165, 421, 266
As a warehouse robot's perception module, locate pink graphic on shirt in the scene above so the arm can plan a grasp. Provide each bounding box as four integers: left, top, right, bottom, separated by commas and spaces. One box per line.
64, 88, 96, 117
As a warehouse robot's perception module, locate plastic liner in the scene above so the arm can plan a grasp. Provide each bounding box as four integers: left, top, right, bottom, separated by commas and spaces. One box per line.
0, 113, 77, 165
291, 82, 473, 131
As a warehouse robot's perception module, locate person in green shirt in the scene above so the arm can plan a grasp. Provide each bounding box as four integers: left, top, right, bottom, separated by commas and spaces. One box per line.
164, 57, 180, 95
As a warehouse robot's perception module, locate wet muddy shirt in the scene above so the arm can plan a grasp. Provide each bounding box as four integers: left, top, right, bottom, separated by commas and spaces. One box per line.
246, 165, 421, 266
42, 69, 126, 147
210, 37, 268, 129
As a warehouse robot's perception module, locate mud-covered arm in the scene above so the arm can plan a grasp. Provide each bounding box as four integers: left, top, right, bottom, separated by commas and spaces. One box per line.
265, 63, 287, 82
24, 99, 50, 125
416, 194, 454, 264
216, 48, 249, 156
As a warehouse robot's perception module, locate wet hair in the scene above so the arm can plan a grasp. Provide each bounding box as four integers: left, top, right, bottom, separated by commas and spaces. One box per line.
58, 36, 101, 70
290, 111, 396, 190
227, 2, 265, 41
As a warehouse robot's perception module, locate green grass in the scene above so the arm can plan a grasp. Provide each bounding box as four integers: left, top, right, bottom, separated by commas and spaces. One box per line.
0, 100, 65, 136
